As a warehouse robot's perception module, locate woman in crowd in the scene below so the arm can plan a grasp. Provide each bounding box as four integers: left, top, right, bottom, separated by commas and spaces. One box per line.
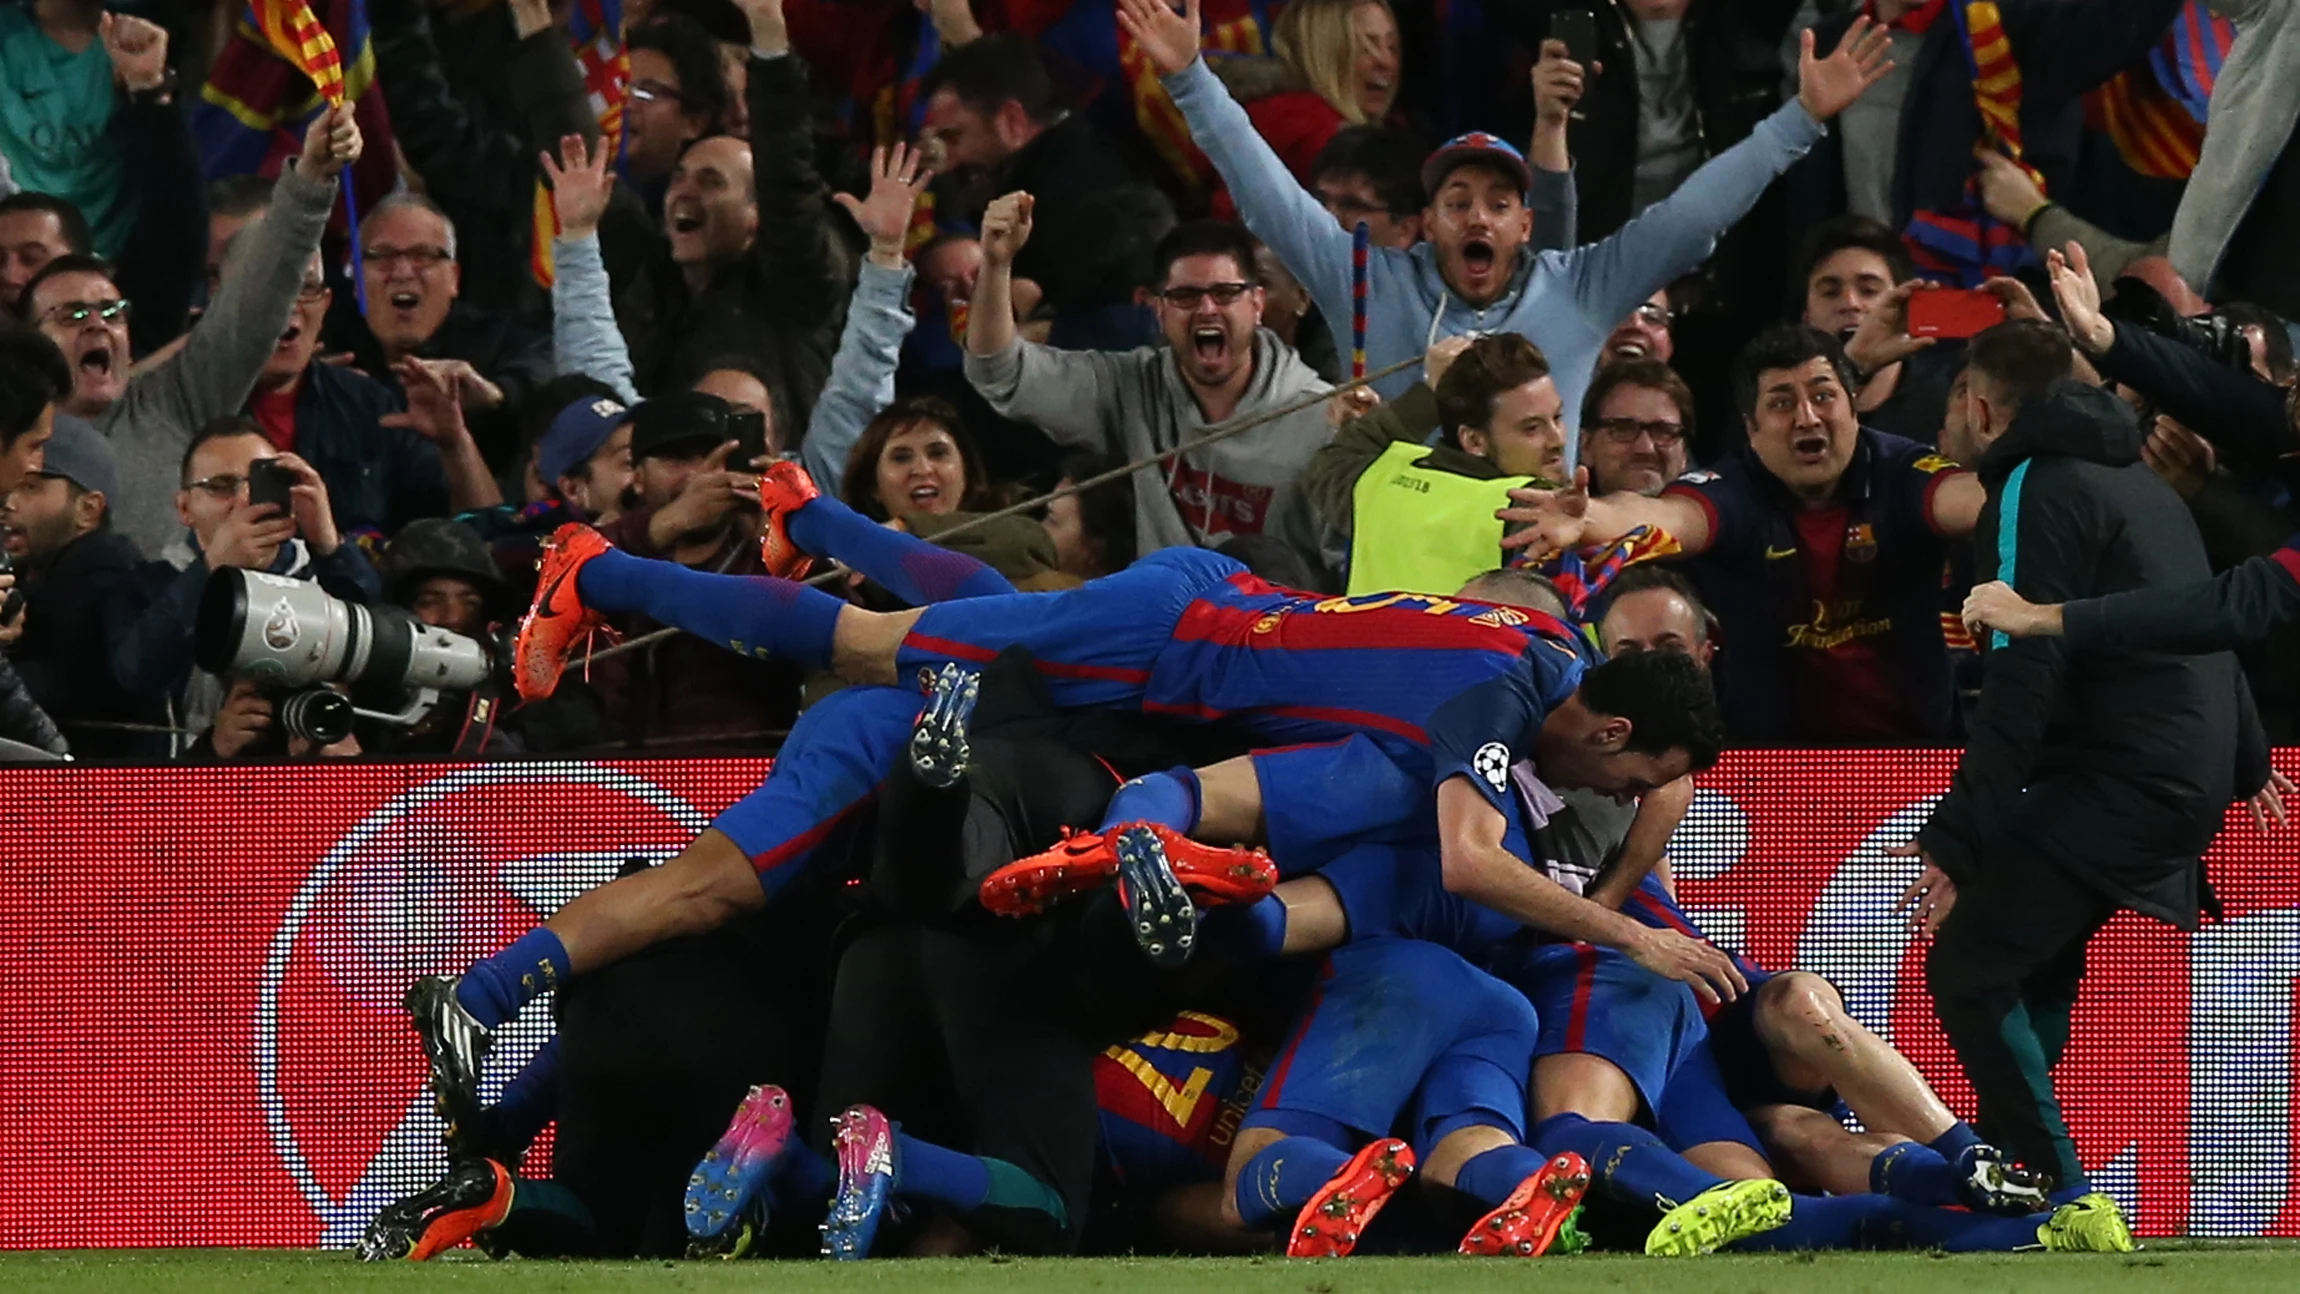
1212, 0, 1402, 190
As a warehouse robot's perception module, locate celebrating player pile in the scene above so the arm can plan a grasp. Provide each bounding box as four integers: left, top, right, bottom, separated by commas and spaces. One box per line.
353, 464, 2140, 1264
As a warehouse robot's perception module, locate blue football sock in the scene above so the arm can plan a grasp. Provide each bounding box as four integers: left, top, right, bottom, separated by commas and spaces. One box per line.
1869, 1140, 1960, 1207
1235, 1136, 1354, 1230
491, 1038, 561, 1151
786, 494, 1015, 605
575, 547, 842, 669
455, 928, 570, 1030
892, 1132, 991, 1212
1453, 1143, 1551, 1208
771, 1142, 836, 1214
1532, 1113, 1723, 1209
1098, 767, 1202, 835
1928, 1121, 1984, 1161
1197, 894, 1289, 960
1724, 1193, 1894, 1251
1859, 1199, 2054, 1252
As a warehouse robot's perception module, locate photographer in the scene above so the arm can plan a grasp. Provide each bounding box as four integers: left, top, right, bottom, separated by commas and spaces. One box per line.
363, 517, 524, 757
0, 415, 144, 758
105, 418, 381, 759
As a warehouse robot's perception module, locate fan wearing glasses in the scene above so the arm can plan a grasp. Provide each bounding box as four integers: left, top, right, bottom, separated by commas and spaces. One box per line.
1579, 359, 1693, 498
965, 195, 1340, 585
10, 107, 359, 556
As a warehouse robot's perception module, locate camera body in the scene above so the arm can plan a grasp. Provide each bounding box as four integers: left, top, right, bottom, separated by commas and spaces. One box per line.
196, 568, 502, 744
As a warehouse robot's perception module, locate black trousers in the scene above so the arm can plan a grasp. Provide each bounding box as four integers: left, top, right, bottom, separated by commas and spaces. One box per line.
538, 879, 837, 1258
1925, 848, 2117, 1190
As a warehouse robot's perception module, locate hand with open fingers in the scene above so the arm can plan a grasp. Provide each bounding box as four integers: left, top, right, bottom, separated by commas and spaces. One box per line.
100, 13, 170, 93
2252, 770, 2296, 834
979, 192, 1035, 267
834, 142, 934, 263
1890, 843, 1957, 936
1627, 927, 1745, 1006
380, 358, 473, 448
299, 104, 364, 178
1797, 17, 1895, 121
1116, 0, 1202, 78
1532, 39, 1590, 125
2047, 242, 2113, 354
1844, 280, 1935, 374
543, 132, 615, 239
1494, 466, 1592, 557
1960, 579, 2060, 639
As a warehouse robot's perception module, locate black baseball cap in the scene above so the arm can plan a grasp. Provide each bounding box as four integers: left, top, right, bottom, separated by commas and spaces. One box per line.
627, 390, 735, 463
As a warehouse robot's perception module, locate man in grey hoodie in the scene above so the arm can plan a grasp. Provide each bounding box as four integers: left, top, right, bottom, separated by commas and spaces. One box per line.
966, 203, 1336, 584
1117, 0, 1894, 466
15, 107, 358, 553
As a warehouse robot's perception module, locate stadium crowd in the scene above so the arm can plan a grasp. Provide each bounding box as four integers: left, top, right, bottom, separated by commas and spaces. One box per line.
1, 0, 2296, 1266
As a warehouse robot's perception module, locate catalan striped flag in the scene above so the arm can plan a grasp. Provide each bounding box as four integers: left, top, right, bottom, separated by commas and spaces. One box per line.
2085, 0, 2232, 180
1905, 2, 2035, 286
194, 0, 398, 225
1117, 0, 1272, 199
532, 0, 631, 287
1532, 525, 1684, 623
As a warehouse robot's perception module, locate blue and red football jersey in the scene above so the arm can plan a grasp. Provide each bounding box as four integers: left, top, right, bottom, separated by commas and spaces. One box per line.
1146, 575, 1591, 781
1095, 1010, 1268, 1191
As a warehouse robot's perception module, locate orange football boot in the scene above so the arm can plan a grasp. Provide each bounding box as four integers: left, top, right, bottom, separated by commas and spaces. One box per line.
976, 821, 1276, 918
513, 522, 614, 702
356, 1158, 514, 1261
1287, 1138, 1416, 1258
756, 460, 819, 581
1458, 1152, 1590, 1256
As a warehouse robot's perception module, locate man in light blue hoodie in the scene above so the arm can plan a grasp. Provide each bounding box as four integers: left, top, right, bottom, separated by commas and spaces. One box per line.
1118, 0, 1895, 465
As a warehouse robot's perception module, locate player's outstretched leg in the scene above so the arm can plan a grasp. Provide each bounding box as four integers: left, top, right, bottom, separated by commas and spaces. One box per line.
516, 523, 850, 703
357, 1158, 515, 1261
908, 662, 981, 789
775, 471, 1017, 604
685, 1084, 796, 1259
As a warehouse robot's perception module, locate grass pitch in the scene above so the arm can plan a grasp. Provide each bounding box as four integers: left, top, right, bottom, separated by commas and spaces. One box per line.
5, 1245, 2294, 1294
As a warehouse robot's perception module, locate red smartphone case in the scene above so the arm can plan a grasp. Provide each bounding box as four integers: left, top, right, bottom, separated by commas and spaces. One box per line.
1907, 289, 2007, 339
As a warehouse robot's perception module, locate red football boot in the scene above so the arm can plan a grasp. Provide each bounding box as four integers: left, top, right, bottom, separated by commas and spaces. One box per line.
1287, 1138, 1416, 1258
756, 460, 819, 581
976, 822, 1276, 918
1458, 1152, 1591, 1257
513, 523, 614, 703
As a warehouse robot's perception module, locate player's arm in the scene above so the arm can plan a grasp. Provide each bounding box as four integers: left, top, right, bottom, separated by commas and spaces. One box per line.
1585, 775, 1693, 910
1436, 778, 1743, 1003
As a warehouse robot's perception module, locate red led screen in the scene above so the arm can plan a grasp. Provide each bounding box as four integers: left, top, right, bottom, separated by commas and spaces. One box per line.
0, 752, 2292, 1247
